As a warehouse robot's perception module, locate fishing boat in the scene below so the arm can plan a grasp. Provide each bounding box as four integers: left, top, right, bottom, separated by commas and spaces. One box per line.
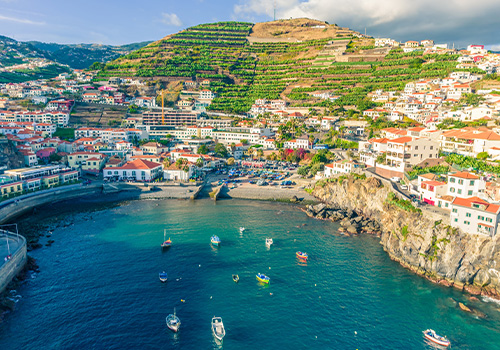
296, 251, 308, 260
211, 235, 221, 246
423, 329, 450, 347
161, 229, 171, 249
265, 238, 273, 247
232, 274, 240, 283
166, 308, 181, 332
239, 227, 245, 233
211, 316, 226, 342
159, 271, 168, 283
256, 273, 270, 284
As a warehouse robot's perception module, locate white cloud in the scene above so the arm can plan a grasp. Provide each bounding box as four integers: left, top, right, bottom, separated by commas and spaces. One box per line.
234, 0, 500, 45
160, 12, 182, 27
0, 14, 44, 25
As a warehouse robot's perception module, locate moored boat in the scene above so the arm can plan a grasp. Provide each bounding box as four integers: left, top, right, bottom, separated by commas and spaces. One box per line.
296, 251, 308, 260
212, 316, 226, 342
256, 273, 270, 284
423, 329, 450, 347
166, 308, 181, 332
266, 238, 273, 247
159, 271, 168, 282
211, 235, 221, 246
161, 229, 171, 249
232, 274, 239, 283
239, 227, 245, 233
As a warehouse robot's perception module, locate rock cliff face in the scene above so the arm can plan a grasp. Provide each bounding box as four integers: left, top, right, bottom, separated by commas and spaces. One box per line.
0, 139, 23, 169
312, 176, 500, 299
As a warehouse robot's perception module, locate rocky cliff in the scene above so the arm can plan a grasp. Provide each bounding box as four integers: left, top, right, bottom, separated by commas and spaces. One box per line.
0, 139, 23, 170
310, 176, 500, 299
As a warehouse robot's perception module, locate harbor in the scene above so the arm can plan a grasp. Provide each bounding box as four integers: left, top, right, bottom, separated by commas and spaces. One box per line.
1, 199, 499, 349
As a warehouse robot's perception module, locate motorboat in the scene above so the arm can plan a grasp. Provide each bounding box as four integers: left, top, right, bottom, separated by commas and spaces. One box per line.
232, 274, 239, 283
256, 273, 270, 284
265, 238, 273, 247
211, 235, 221, 246
159, 271, 168, 283
423, 329, 450, 347
212, 316, 226, 342
239, 227, 245, 233
161, 229, 171, 249
166, 308, 181, 332
296, 251, 308, 260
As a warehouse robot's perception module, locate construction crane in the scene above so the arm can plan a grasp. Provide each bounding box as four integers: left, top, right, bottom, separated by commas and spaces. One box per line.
158, 89, 177, 125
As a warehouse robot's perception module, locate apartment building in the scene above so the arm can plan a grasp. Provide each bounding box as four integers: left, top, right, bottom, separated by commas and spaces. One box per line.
450, 197, 500, 236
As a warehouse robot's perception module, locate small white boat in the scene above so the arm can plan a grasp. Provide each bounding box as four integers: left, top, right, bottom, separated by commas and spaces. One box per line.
212, 316, 226, 342
166, 308, 181, 332
423, 329, 450, 347
211, 235, 221, 246
239, 227, 245, 233
159, 271, 168, 283
266, 238, 273, 247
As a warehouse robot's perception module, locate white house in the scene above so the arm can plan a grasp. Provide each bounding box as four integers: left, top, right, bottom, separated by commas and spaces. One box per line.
103, 159, 163, 182
447, 172, 486, 198
450, 196, 500, 236
163, 163, 193, 181
419, 180, 447, 206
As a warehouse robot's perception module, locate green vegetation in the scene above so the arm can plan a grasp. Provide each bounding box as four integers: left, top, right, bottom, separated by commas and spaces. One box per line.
53, 127, 75, 140
0, 64, 70, 83
407, 164, 449, 179
98, 23, 479, 114
445, 153, 500, 174
386, 192, 421, 213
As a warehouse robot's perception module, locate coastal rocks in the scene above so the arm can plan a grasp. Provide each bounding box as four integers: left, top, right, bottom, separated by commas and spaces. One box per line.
459, 302, 472, 313
310, 175, 500, 302
305, 202, 382, 235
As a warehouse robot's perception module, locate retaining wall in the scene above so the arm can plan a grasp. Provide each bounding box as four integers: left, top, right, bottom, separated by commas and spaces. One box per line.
0, 233, 27, 293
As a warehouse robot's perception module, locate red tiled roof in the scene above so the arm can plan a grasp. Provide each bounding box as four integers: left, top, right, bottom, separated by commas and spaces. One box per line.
108, 159, 162, 170
389, 136, 413, 144
452, 196, 500, 213
449, 172, 479, 179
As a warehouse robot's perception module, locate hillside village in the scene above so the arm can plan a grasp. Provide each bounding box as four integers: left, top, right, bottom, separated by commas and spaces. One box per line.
3, 21, 500, 239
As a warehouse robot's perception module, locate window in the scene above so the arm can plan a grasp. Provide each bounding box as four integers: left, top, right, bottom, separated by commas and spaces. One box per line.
466, 212, 471, 218
450, 178, 455, 183
458, 179, 464, 185
470, 180, 475, 186
458, 189, 462, 194
452, 208, 457, 213
430, 146, 433, 150
415, 146, 418, 150
450, 187, 455, 193
464, 221, 470, 225
468, 190, 473, 196
445, 203, 449, 208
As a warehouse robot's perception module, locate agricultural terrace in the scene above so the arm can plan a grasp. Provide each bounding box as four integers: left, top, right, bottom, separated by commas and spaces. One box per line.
97, 22, 484, 114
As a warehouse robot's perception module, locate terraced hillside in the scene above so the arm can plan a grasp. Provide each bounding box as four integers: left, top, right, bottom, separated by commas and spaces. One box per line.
97, 19, 482, 114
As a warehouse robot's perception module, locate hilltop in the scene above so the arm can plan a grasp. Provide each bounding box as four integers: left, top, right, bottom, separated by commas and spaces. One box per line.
95, 19, 474, 114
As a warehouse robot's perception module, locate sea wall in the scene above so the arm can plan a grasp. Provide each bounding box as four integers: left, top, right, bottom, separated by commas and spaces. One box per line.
0, 184, 102, 225
311, 176, 500, 299
0, 233, 27, 294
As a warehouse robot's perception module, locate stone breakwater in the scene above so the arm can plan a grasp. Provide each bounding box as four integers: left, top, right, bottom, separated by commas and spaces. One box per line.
309, 176, 500, 301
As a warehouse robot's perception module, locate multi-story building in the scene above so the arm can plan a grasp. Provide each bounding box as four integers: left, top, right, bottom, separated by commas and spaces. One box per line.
450, 197, 500, 236
383, 137, 439, 173
103, 159, 163, 182
439, 128, 500, 157
446, 172, 486, 198
324, 160, 362, 177
142, 110, 198, 126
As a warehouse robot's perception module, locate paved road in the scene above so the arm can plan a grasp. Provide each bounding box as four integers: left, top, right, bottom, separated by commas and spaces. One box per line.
0, 234, 23, 269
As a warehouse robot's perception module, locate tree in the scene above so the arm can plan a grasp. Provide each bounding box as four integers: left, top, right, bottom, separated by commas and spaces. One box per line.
477, 152, 489, 160
298, 166, 310, 176
214, 143, 228, 158
376, 153, 387, 164
49, 153, 62, 163
195, 158, 204, 168
197, 144, 209, 154
227, 157, 235, 166
311, 149, 329, 165
240, 139, 249, 145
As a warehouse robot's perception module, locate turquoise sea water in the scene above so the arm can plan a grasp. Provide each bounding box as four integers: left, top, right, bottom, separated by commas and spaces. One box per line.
1, 199, 500, 349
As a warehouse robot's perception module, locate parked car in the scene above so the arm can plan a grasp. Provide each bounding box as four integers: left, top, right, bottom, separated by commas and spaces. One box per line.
390, 177, 401, 183
400, 185, 408, 190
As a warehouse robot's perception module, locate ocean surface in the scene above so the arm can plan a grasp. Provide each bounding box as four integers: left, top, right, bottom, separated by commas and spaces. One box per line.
1, 199, 500, 350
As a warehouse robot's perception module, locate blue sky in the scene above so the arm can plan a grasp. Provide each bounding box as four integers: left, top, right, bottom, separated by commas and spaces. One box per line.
0, 0, 499, 49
